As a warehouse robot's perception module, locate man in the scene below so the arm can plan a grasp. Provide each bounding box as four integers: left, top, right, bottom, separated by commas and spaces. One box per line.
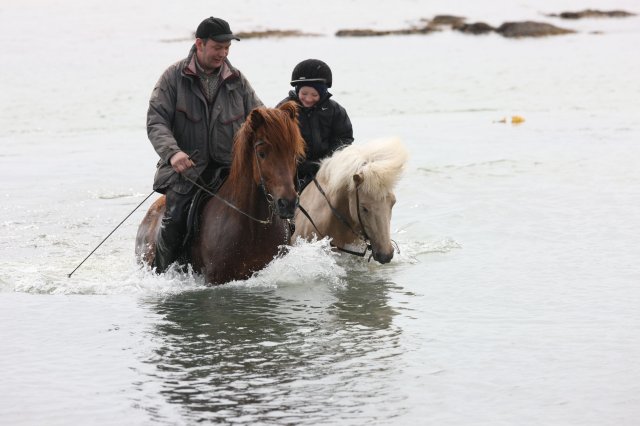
147, 17, 263, 272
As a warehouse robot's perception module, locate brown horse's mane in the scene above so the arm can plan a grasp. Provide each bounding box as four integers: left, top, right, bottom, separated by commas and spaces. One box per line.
227, 102, 305, 201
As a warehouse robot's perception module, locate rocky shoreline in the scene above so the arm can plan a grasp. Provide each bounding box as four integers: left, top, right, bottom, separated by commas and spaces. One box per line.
240, 9, 635, 40
335, 9, 635, 38
164, 9, 635, 43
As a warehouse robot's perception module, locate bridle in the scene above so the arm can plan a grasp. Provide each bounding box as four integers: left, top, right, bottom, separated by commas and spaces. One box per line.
298, 177, 374, 259
183, 141, 286, 225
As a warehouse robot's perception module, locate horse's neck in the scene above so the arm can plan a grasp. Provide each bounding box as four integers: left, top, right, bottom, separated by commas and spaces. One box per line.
218, 179, 272, 225
318, 185, 359, 246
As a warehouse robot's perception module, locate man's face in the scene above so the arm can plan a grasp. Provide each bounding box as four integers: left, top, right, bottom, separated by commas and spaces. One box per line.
196, 38, 231, 72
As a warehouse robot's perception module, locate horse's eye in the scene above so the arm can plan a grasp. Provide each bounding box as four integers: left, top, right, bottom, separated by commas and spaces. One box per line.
257, 150, 267, 159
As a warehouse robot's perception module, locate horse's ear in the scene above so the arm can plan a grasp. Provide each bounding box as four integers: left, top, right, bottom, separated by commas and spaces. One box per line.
279, 100, 298, 120
248, 108, 266, 131
353, 173, 364, 187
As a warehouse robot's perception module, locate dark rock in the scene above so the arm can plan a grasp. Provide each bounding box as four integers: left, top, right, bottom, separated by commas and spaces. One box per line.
548, 9, 636, 19
455, 22, 495, 35
496, 21, 575, 38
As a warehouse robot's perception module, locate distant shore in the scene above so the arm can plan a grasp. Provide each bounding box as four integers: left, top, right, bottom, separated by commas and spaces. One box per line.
235, 9, 636, 40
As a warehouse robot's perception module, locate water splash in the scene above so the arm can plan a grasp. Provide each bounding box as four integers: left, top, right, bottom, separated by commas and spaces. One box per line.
2, 238, 347, 296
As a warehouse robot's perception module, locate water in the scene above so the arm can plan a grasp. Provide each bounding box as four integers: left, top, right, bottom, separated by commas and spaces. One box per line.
1, 0, 640, 424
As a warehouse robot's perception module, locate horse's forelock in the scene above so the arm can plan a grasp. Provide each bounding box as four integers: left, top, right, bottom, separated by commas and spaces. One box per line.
227, 107, 305, 199
318, 138, 408, 199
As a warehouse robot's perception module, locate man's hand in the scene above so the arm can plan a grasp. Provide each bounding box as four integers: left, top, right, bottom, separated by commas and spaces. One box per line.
170, 151, 196, 173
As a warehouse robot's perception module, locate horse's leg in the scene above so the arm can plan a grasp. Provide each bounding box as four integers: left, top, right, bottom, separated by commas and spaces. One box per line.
135, 195, 166, 266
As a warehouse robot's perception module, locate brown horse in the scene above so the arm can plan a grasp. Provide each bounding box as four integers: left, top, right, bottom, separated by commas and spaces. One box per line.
293, 138, 408, 264
136, 102, 305, 284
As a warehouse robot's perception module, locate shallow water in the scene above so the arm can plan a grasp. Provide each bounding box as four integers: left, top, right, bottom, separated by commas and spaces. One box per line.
1, 0, 640, 424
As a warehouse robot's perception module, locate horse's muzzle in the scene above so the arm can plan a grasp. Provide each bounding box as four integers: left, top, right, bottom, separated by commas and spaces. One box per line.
275, 197, 298, 219
372, 250, 394, 264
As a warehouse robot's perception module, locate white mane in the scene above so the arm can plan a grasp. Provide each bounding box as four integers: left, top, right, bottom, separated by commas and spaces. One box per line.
316, 137, 408, 199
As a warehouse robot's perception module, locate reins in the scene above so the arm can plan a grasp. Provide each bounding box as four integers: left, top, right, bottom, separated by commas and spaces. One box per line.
184, 175, 274, 224
298, 177, 373, 259
183, 141, 276, 225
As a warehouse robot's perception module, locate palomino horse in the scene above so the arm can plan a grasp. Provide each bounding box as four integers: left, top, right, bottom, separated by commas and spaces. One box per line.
136, 102, 305, 284
293, 138, 408, 263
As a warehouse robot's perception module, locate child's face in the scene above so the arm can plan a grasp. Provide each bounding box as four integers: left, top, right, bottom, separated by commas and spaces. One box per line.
298, 86, 320, 108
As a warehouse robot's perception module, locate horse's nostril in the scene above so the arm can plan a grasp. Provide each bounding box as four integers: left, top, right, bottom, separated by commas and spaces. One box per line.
275, 198, 296, 219
277, 198, 289, 210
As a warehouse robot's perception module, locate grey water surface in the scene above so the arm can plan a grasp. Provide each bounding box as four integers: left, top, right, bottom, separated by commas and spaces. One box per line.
1, 0, 640, 425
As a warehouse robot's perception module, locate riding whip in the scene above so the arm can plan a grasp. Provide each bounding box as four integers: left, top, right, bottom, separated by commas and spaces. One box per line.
67, 151, 197, 278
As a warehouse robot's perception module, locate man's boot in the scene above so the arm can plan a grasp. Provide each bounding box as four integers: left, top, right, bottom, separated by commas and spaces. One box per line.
153, 218, 183, 273
153, 187, 193, 273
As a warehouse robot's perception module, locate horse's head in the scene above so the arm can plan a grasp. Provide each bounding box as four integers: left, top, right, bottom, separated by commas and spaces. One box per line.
229, 102, 305, 219
317, 138, 408, 264
349, 173, 397, 264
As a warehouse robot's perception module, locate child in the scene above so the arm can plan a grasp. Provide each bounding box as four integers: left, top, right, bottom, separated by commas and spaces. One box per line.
278, 59, 354, 190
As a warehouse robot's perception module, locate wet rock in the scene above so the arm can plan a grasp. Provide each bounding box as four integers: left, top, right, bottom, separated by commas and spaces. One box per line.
336, 14, 468, 37
335, 26, 436, 37
430, 15, 466, 27
455, 22, 495, 35
335, 29, 394, 37
392, 27, 438, 35
235, 29, 321, 39
496, 21, 575, 38
547, 9, 636, 19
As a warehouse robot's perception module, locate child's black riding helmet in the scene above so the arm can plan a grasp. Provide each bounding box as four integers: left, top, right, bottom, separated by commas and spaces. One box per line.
290, 59, 333, 88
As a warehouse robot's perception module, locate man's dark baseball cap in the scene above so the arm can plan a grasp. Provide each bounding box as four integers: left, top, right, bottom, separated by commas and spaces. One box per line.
196, 17, 240, 42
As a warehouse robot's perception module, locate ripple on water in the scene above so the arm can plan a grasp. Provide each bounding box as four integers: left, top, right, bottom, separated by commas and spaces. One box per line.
136, 269, 406, 424
418, 158, 542, 179
93, 191, 148, 200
